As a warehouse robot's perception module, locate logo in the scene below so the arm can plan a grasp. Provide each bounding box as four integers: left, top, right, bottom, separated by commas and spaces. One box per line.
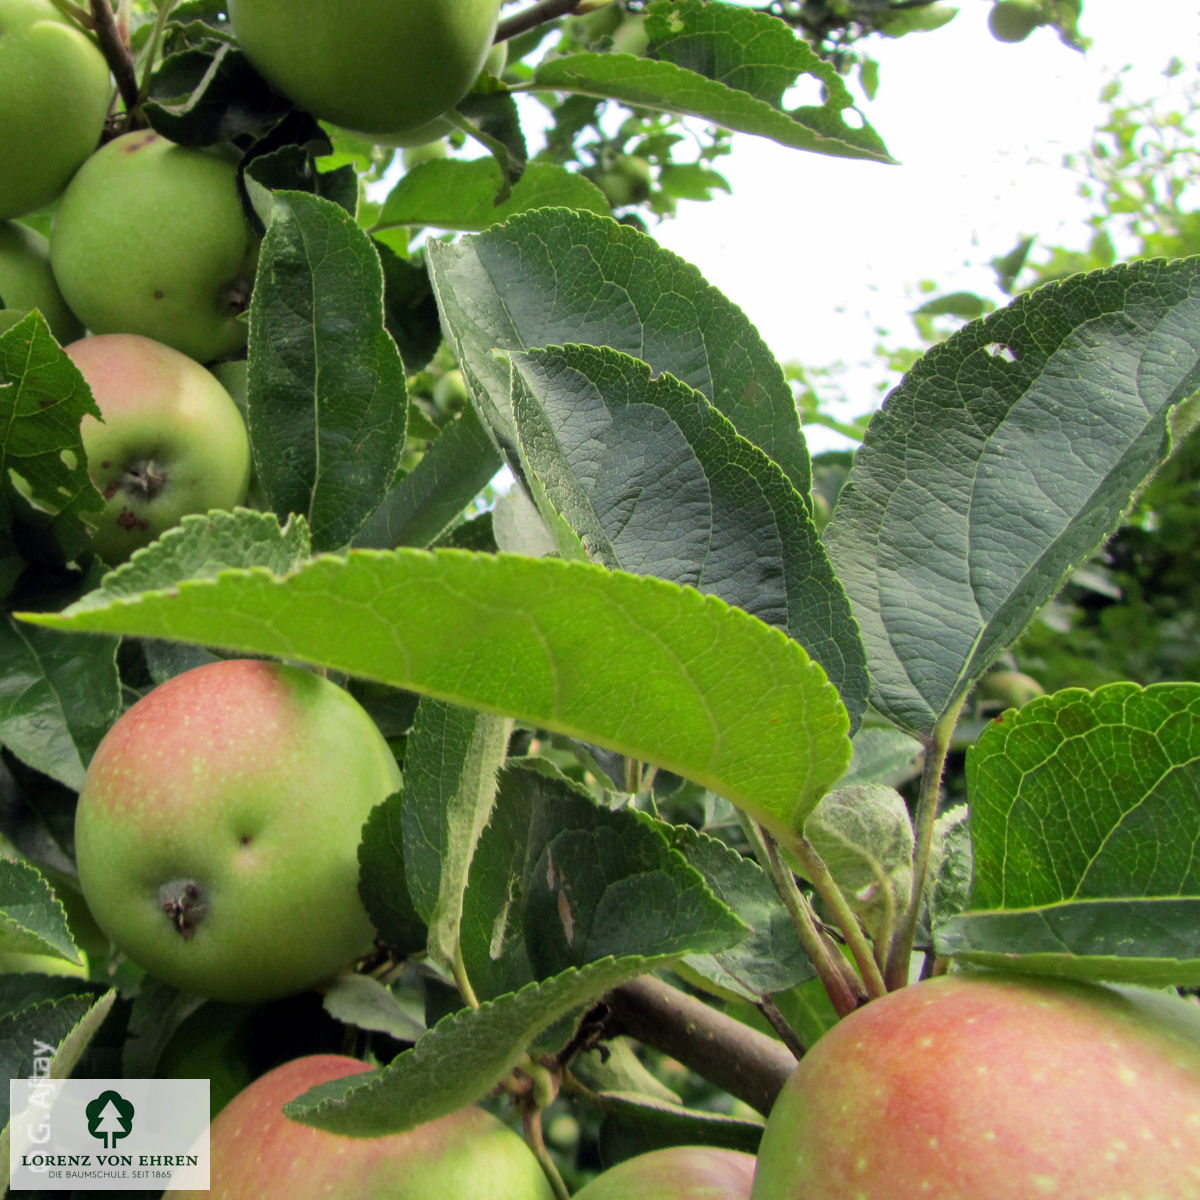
85, 1091, 135, 1150
9, 1078, 208, 1191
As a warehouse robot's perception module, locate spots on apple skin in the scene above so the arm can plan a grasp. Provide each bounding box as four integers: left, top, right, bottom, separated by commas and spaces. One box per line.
116, 508, 150, 533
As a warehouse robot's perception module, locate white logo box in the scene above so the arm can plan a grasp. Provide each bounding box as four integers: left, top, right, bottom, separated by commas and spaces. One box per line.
9, 1079, 209, 1191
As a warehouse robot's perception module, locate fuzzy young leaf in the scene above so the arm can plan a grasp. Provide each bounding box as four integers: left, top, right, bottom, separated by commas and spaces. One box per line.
936, 682, 1200, 985
426, 207, 810, 495
826, 258, 1200, 735
21, 550, 851, 844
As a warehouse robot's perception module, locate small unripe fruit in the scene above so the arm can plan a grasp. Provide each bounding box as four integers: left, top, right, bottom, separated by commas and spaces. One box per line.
0, 221, 83, 343
51, 131, 258, 363
66, 333, 251, 563
0, 0, 111, 219
988, 0, 1041, 43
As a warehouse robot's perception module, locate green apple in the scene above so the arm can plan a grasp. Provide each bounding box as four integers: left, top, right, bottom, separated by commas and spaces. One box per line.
596, 155, 653, 210
175, 1053, 557, 1199
0, 0, 111, 219
0, 221, 83, 342
228, 0, 501, 138
50, 130, 258, 363
575, 1146, 756, 1199
987, 0, 1041, 42
751, 970, 1200, 1199
65, 333, 251, 563
75, 659, 402, 1002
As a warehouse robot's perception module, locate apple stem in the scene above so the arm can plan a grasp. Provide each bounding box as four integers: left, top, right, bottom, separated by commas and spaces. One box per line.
884, 691, 968, 990
515, 1062, 570, 1200
741, 817, 864, 1018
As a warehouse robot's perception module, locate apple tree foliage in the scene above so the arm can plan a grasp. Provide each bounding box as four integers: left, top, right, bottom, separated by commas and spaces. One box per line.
0, 0, 1197, 1191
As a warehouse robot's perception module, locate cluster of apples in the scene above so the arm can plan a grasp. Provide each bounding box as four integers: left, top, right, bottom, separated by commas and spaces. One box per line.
0, 0, 501, 564
179, 968, 1200, 1199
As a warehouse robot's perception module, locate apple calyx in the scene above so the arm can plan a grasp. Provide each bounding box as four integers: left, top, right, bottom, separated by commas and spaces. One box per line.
159, 878, 208, 940
113, 458, 168, 503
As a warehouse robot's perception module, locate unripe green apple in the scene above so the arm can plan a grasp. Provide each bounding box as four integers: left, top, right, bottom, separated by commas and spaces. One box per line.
74, 659, 402, 1002
751, 971, 1200, 1200
175, 1053, 557, 1199
988, 0, 1041, 42
0, 0, 111, 219
50, 130, 258, 363
575, 1146, 756, 1200
0, 221, 83, 342
65, 333, 251, 563
229, 0, 502, 138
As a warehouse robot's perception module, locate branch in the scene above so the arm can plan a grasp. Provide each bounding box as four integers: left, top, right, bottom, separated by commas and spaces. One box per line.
604, 975, 797, 1117
90, 0, 140, 120
496, 0, 582, 43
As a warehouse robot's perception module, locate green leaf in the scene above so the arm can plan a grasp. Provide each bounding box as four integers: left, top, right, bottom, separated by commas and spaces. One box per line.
379, 159, 609, 231
0, 618, 119, 790
75, 508, 312, 610
593, 1091, 764, 1159
358, 792, 427, 957
286, 958, 686, 1136
0, 311, 102, 567
321, 974, 426, 1043
511, 345, 867, 726
0, 990, 117, 1165
459, 761, 747, 1000
666, 824, 815, 999
20, 549, 851, 842
426, 207, 811, 495
825, 258, 1200, 735
353, 407, 502, 550
400, 700, 511, 977
0, 859, 81, 962
526, 2, 891, 163
936, 682, 1200, 985
247, 190, 408, 550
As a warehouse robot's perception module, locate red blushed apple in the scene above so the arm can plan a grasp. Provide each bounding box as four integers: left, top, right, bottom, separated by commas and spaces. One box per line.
750, 970, 1200, 1200
575, 1145, 756, 1199
75, 660, 401, 1002
174, 1054, 557, 1200
66, 333, 251, 563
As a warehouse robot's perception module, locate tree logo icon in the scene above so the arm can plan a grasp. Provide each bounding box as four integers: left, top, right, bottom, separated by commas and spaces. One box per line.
85, 1089, 135, 1149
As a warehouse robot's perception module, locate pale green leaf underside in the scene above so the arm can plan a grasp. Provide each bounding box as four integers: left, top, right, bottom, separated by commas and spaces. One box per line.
20, 549, 851, 839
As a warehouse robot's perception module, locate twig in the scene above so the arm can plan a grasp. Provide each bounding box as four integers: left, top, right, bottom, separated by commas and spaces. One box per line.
604, 974, 797, 1116
496, 0, 585, 43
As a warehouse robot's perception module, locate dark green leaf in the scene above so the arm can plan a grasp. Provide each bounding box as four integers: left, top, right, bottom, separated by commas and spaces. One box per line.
511, 344, 866, 725
427, 207, 810, 495
247, 191, 407, 550
826, 258, 1200, 734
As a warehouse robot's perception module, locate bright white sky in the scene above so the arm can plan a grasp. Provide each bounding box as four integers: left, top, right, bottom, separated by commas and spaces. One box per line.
650, 0, 1200, 443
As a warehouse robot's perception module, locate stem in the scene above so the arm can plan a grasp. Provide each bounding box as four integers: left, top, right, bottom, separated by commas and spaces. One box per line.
518, 1063, 570, 1200
751, 824, 863, 1019
604, 975, 797, 1116
782, 834, 888, 1002
884, 691, 968, 990
89, 0, 140, 120
496, 0, 582, 43
135, 0, 182, 104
